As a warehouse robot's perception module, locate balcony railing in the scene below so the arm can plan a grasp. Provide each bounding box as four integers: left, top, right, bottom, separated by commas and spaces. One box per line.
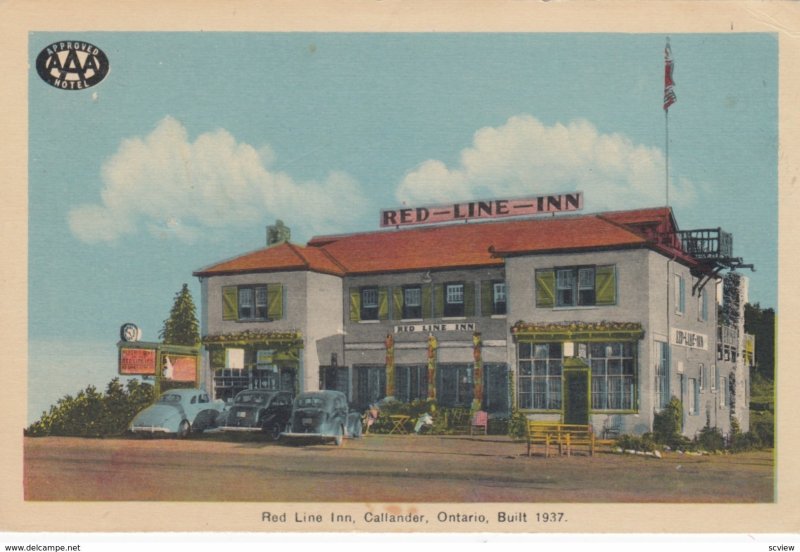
676, 228, 733, 261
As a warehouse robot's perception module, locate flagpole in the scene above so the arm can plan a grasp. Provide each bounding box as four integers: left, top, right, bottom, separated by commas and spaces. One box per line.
665, 107, 669, 208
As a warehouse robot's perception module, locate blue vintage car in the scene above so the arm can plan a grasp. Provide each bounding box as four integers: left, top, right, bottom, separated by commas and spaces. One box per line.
129, 388, 224, 438
281, 390, 362, 446
215, 389, 294, 440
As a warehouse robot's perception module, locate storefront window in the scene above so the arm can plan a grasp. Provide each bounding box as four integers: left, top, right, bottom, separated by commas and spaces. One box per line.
354, 364, 386, 409
517, 343, 562, 410
395, 364, 427, 403
438, 363, 473, 407
587, 342, 636, 410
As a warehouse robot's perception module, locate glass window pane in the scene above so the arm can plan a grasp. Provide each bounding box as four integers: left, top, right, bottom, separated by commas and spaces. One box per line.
518, 342, 532, 359
578, 268, 595, 289
519, 361, 532, 376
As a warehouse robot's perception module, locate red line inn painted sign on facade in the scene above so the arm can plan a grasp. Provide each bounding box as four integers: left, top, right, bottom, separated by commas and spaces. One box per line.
381, 192, 583, 228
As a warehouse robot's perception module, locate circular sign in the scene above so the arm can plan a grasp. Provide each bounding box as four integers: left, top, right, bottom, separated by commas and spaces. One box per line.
35, 40, 110, 91
120, 323, 141, 343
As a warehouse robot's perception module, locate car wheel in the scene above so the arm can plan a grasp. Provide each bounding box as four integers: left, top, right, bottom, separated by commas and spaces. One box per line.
351, 419, 363, 439
334, 424, 344, 447
178, 420, 191, 439
264, 421, 282, 442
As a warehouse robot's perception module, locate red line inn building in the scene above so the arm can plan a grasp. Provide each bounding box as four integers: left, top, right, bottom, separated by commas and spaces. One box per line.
193, 204, 753, 438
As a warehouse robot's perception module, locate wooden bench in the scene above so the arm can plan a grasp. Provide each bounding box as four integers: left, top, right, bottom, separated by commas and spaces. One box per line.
526, 421, 595, 457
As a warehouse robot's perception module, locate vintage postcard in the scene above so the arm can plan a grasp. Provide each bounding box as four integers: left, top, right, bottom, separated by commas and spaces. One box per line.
1, 0, 798, 542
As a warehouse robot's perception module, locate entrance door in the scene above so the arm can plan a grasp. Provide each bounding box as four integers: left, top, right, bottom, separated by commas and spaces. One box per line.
484, 363, 509, 415
563, 358, 590, 425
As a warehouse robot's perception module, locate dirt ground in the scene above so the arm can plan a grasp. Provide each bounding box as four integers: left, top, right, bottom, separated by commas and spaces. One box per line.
23, 434, 774, 503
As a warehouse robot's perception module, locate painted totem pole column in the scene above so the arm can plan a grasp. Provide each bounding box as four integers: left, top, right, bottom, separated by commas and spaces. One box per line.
472, 332, 483, 409
427, 334, 438, 400
385, 334, 395, 398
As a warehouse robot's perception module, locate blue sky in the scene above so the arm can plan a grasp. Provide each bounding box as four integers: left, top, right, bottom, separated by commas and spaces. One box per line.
28, 33, 778, 421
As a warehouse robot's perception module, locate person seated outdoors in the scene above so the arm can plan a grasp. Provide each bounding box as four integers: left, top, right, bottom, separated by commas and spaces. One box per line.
415, 411, 434, 434
363, 404, 380, 434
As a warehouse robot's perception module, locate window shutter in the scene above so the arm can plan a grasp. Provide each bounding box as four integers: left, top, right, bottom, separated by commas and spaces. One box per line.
481, 281, 492, 316
422, 285, 432, 319
267, 283, 283, 320
535, 270, 555, 308
595, 265, 617, 306
434, 284, 444, 318
392, 287, 403, 320
349, 288, 360, 321
464, 282, 475, 316
378, 287, 389, 320
222, 286, 238, 320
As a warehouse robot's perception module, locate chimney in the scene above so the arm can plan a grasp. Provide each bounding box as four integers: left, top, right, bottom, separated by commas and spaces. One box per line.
267, 220, 291, 246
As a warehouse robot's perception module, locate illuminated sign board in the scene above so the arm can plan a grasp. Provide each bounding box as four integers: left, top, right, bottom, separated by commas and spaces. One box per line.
163, 354, 197, 382
119, 347, 157, 375
380, 192, 583, 228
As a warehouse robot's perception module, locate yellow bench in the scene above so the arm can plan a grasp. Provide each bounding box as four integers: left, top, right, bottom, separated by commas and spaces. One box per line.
526, 421, 595, 457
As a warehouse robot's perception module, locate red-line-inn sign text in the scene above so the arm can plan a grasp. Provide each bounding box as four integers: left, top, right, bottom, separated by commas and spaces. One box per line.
381, 192, 583, 228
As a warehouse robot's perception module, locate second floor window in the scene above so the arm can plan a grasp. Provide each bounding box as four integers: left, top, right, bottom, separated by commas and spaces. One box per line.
444, 283, 465, 317
536, 265, 616, 308
493, 282, 507, 315
361, 287, 379, 320
403, 286, 422, 319
222, 284, 283, 321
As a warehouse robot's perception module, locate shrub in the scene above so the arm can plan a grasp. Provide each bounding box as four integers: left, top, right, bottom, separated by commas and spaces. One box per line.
615, 433, 656, 453
695, 425, 725, 452
652, 397, 682, 443
25, 378, 155, 438
507, 409, 528, 441
750, 410, 774, 448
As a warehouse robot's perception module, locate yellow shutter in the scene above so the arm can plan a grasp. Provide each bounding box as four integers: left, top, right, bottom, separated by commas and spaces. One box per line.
267, 283, 283, 319
464, 282, 475, 316
392, 287, 403, 320
378, 287, 389, 320
222, 286, 238, 320
535, 270, 555, 308
349, 288, 360, 321
595, 265, 617, 306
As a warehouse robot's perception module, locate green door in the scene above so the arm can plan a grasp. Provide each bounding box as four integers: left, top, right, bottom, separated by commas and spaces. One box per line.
563, 358, 590, 425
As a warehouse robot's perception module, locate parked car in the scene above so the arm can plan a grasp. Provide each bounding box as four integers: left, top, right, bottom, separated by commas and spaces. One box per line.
281, 390, 362, 446
129, 388, 224, 438
215, 389, 293, 440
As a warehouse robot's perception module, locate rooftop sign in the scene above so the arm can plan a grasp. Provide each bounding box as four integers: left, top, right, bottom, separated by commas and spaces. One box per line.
380, 192, 583, 228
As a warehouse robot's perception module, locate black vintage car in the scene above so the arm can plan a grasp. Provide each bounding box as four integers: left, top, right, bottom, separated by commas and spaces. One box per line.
215, 389, 294, 440
281, 390, 362, 446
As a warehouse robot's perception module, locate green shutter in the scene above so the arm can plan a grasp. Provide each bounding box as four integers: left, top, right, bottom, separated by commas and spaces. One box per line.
434, 284, 444, 318
267, 283, 283, 320
422, 285, 432, 319
378, 287, 389, 320
392, 287, 403, 320
222, 286, 238, 320
349, 288, 360, 321
535, 270, 555, 308
464, 282, 475, 316
481, 281, 493, 316
595, 265, 617, 306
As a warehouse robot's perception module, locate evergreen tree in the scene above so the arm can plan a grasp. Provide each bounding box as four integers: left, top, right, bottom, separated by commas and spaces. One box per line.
159, 283, 200, 346
744, 302, 775, 381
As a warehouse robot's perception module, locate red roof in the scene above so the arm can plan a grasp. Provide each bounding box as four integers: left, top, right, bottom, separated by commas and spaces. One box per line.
194, 242, 344, 277
600, 207, 676, 227
195, 207, 694, 277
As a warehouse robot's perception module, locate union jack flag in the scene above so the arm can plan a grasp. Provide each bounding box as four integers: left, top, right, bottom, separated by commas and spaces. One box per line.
664, 38, 677, 111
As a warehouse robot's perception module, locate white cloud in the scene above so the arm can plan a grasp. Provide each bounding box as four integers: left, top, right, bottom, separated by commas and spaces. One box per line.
396, 115, 697, 211
68, 116, 369, 244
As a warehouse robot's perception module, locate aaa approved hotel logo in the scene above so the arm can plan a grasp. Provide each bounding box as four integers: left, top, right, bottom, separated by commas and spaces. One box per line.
35, 41, 109, 90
